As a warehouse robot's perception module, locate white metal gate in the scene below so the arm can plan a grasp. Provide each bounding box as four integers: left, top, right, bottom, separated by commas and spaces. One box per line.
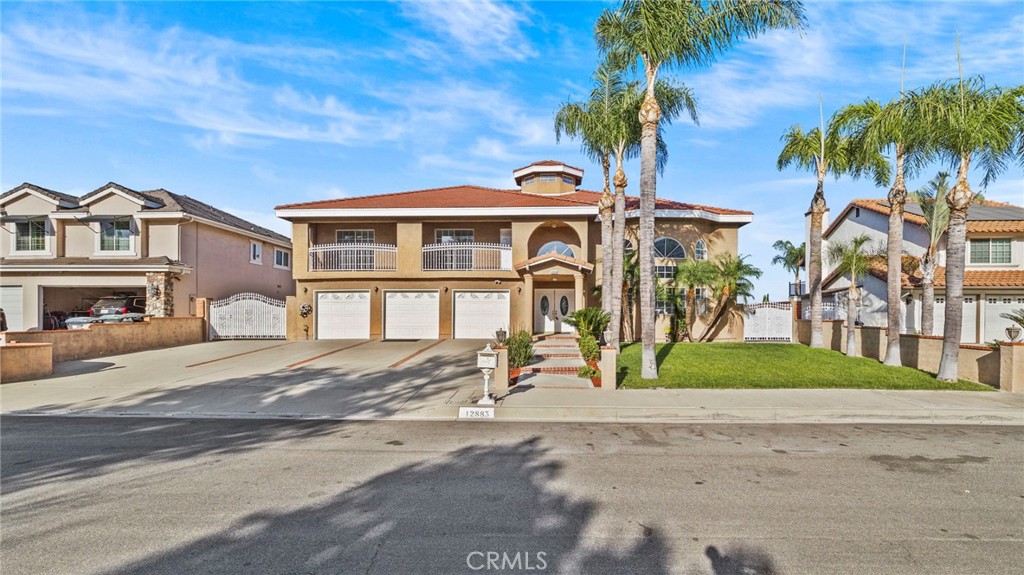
744, 301, 793, 342
209, 292, 286, 340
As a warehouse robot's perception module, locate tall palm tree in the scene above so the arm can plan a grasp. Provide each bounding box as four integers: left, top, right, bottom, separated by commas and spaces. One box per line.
698, 254, 762, 342
777, 115, 890, 350
912, 173, 951, 336
834, 92, 931, 366
596, 0, 806, 379
673, 259, 718, 341
908, 71, 1024, 381
826, 234, 875, 357
771, 239, 805, 294
555, 62, 621, 314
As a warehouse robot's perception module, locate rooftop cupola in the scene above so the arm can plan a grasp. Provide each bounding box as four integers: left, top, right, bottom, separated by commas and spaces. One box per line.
513, 160, 583, 195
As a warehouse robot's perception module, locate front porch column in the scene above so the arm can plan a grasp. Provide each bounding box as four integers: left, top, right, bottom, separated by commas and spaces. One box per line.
574, 272, 584, 311
523, 273, 534, 334
145, 272, 175, 317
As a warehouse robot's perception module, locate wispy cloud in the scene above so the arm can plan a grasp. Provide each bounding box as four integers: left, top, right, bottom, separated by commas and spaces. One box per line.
398, 0, 538, 62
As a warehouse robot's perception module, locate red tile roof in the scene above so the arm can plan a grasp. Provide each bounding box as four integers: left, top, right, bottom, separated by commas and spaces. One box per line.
861, 263, 1024, 288
276, 185, 753, 216
827, 198, 1024, 236
514, 252, 594, 271
513, 159, 584, 172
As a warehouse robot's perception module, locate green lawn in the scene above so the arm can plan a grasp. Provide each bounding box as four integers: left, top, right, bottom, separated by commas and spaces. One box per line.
617, 343, 994, 391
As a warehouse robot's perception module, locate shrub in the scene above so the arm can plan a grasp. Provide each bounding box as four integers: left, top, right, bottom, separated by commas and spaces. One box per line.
563, 307, 611, 339
578, 365, 601, 379
578, 332, 601, 362
506, 329, 535, 369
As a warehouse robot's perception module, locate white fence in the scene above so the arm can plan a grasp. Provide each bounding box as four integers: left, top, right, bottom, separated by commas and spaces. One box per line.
743, 301, 793, 342
802, 301, 843, 321
309, 243, 397, 272
422, 243, 512, 271
209, 292, 286, 340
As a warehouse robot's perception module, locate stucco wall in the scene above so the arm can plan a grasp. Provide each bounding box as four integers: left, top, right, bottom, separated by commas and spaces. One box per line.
1, 194, 56, 258
0, 343, 54, 383
4, 317, 204, 362
178, 221, 293, 301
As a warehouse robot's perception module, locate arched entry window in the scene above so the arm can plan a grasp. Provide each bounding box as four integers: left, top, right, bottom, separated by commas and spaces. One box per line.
654, 238, 686, 259
537, 241, 575, 258
694, 239, 707, 260
623, 239, 635, 255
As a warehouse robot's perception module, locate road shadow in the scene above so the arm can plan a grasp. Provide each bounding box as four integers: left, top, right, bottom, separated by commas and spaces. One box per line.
685, 544, 783, 575
92, 436, 671, 575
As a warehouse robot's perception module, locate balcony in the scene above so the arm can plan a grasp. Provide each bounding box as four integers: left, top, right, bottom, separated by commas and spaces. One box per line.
422, 242, 512, 271
788, 281, 806, 297
309, 243, 397, 272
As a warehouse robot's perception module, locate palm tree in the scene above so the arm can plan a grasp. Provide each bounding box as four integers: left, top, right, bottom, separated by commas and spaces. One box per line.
698, 254, 763, 342
771, 239, 805, 295
673, 259, 718, 341
777, 110, 889, 350
912, 173, 952, 336
596, 0, 806, 379
908, 69, 1024, 381
555, 62, 620, 314
834, 91, 931, 366
826, 234, 875, 357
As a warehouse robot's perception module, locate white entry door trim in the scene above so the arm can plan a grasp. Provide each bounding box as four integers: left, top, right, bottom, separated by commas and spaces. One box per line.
384, 290, 439, 340
534, 288, 575, 334
453, 290, 510, 339
316, 290, 371, 339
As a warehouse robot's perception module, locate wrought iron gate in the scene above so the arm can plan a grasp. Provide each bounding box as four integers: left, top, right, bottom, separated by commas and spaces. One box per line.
743, 301, 793, 342
209, 292, 286, 340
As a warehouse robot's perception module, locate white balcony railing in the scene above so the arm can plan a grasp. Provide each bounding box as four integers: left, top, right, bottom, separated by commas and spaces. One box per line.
422, 242, 512, 271
309, 243, 397, 271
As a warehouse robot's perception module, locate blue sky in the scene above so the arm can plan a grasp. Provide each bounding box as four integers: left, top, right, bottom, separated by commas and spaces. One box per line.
3, 1, 1022, 299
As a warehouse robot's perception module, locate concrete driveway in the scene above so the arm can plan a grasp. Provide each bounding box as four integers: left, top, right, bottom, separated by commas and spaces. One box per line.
1, 339, 492, 419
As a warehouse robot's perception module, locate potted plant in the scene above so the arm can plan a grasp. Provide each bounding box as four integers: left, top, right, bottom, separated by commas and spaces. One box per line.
578, 364, 601, 387
506, 329, 534, 384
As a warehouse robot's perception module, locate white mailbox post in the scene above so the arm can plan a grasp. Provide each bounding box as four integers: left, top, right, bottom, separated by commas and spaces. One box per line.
476, 343, 498, 405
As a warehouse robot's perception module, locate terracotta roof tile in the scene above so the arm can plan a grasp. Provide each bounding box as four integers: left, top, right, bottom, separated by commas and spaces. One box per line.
827, 198, 1024, 237
514, 252, 594, 271
863, 263, 1024, 288
513, 160, 584, 172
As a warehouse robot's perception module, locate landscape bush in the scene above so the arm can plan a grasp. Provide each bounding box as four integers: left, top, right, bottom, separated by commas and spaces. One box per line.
563, 307, 611, 340
578, 365, 601, 379
578, 332, 601, 362
506, 329, 535, 369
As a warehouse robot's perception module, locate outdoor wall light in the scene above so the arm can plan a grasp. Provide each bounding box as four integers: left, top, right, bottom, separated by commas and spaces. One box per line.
444, 286, 449, 292
517, 286, 522, 293
303, 286, 308, 294
374, 286, 379, 292
1006, 324, 1022, 342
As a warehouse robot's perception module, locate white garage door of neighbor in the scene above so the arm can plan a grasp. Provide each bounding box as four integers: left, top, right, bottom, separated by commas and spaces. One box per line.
0, 286, 24, 332
317, 291, 370, 339
454, 291, 509, 339
984, 295, 1024, 342
385, 291, 439, 340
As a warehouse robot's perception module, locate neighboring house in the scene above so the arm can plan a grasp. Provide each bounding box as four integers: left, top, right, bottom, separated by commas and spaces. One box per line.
0, 182, 293, 331
807, 198, 1024, 343
275, 160, 752, 341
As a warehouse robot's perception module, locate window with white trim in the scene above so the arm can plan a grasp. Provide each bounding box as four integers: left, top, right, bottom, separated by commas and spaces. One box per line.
695, 287, 710, 315
539, 175, 557, 182
274, 248, 290, 269
337, 229, 374, 244
969, 238, 1011, 264
655, 265, 676, 279
250, 241, 262, 264
655, 289, 676, 315
14, 220, 47, 252
537, 241, 574, 258
694, 240, 707, 260
99, 219, 131, 252
561, 176, 575, 185
654, 237, 686, 260
436, 229, 474, 243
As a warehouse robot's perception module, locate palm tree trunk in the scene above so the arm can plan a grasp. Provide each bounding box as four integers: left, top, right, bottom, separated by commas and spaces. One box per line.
698, 294, 730, 342
936, 157, 974, 382
846, 286, 859, 357
685, 287, 696, 342
600, 203, 613, 315
883, 148, 906, 366
921, 266, 935, 336
807, 182, 827, 348
609, 160, 627, 349
638, 76, 662, 379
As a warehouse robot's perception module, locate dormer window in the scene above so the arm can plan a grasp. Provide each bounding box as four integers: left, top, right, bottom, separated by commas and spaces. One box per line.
99, 219, 132, 252
523, 176, 536, 185
561, 176, 575, 185
539, 175, 557, 182
14, 220, 47, 252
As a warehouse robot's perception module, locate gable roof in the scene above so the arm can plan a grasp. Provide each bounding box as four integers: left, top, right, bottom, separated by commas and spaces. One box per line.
79, 182, 163, 207
276, 185, 752, 221
826, 198, 1024, 237
514, 252, 594, 272
0, 183, 79, 208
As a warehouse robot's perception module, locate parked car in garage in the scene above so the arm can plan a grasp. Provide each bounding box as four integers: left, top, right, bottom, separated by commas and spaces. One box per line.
67, 313, 145, 330
90, 296, 146, 317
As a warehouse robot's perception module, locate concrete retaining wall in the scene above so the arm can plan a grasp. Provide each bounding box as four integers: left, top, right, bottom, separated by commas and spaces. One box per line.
4, 317, 204, 363
795, 319, 1022, 392
0, 343, 54, 382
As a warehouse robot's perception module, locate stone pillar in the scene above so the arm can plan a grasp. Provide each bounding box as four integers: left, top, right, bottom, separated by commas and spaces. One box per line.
600, 346, 618, 390
999, 342, 1024, 393
195, 297, 209, 341
574, 272, 585, 311
145, 272, 174, 317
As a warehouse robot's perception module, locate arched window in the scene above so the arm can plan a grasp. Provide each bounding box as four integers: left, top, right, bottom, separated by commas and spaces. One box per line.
654, 237, 686, 260
623, 239, 635, 254
537, 241, 575, 258
694, 239, 707, 260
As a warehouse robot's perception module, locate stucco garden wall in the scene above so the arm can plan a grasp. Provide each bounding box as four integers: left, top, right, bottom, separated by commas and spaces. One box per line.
4, 317, 204, 362
0, 343, 54, 382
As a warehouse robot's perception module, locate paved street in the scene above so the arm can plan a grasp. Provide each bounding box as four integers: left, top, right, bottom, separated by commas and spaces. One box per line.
2, 417, 1022, 574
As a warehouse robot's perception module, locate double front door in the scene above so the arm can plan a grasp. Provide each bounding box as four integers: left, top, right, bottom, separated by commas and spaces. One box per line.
534, 289, 575, 334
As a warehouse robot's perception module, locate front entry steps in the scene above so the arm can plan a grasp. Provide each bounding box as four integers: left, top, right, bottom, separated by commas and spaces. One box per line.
512, 333, 594, 388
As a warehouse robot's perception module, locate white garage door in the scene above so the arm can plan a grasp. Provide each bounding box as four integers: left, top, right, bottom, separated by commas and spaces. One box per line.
984, 295, 1024, 342
317, 291, 370, 339
453, 291, 510, 339
385, 291, 438, 340
934, 294, 979, 343
0, 286, 24, 332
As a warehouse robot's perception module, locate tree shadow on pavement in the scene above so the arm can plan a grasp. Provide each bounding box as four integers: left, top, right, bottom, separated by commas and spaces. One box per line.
686, 544, 783, 575
96, 436, 672, 575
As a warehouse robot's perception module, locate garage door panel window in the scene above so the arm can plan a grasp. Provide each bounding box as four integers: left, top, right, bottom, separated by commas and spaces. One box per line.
14, 220, 47, 252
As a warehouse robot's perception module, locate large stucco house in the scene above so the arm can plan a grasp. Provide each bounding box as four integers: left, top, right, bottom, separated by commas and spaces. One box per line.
0, 182, 293, 331
809, 198, 1024, 344
275, 160, 752, 342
